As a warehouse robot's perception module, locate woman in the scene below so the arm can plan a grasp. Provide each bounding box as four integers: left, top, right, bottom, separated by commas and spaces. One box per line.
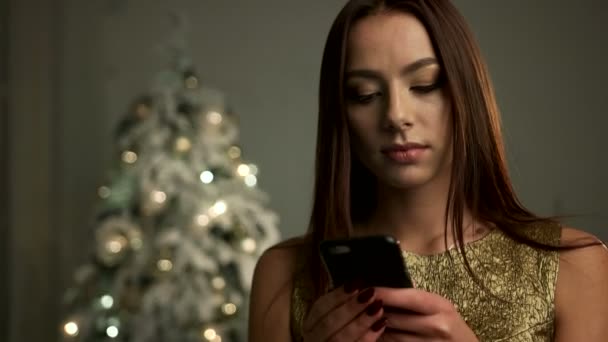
249, 0, 608, 341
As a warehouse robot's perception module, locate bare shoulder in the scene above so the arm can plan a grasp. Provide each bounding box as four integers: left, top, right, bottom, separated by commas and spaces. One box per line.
558, 227, 608, 268
554, 227, 608, 341
248, 235, 309, 342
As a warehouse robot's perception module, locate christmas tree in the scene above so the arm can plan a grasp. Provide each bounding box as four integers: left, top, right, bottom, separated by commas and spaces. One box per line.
61, 14, 280, 342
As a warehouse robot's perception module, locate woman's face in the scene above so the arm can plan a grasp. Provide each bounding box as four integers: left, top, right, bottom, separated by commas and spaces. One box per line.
345, 11, 452, 190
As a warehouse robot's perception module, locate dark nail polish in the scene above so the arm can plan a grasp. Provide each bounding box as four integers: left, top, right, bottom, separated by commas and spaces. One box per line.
371, 317, 387, 332
366, 300, 383, 316
357, 288, 374, 303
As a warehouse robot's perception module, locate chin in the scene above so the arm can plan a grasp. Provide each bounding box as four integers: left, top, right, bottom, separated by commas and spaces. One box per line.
378, 169, 437, 190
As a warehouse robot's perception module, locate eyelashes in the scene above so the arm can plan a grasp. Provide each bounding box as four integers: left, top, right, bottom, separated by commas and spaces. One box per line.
410, 82, 442, 94
345, 80, 442, 105
346, 91, 381, 104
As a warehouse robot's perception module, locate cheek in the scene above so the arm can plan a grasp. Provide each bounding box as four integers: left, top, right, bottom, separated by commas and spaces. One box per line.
418, 94, 451, 140
347, 117, 380, 169
347, 110, 379, 146
347, 123, 369, 159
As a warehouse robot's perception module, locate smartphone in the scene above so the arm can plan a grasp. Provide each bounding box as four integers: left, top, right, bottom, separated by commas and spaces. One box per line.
319, 235, 414, 289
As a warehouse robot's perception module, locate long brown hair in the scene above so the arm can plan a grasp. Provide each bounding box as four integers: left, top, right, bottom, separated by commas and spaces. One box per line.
304, 0, 594, 299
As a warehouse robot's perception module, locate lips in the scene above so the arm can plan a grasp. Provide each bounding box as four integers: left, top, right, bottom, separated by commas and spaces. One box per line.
381, 143, 429, 163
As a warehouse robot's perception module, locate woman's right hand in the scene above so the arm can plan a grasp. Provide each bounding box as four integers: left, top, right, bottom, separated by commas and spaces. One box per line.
302, 284, 387, 342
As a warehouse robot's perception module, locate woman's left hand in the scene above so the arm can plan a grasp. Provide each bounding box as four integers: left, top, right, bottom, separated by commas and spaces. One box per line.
374, 287, 478, 341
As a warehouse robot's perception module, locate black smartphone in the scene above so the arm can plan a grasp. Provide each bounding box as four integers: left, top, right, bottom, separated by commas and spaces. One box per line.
319, 235, 414, 289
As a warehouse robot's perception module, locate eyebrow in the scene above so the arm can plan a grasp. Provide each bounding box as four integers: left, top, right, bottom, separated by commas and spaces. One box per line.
345, 57, 439, 80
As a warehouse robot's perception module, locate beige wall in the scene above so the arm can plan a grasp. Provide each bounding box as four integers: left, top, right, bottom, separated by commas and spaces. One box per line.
7, 0, 63, 340
1, 0, 9, 338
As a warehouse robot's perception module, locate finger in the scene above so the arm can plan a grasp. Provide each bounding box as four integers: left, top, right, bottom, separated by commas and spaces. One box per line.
380, 330, 427, 342
314, 288, 378, 340
303, 285, 359, 331
375, 287, 448, 315
329, 303, 386, 342
383, 311, 444, 336
354, 318, 387, 342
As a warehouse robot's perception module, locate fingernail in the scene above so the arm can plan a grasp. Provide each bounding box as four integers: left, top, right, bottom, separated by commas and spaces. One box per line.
366, 300, 383, 316
357, 288, 374, 303
371, 317, 387, 332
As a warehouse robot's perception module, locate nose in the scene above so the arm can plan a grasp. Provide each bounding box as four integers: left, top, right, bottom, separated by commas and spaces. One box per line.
382, 83, 412, 132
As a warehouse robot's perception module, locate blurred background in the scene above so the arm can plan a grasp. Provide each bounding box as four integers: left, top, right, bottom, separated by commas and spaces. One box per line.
2, 0, 607, 341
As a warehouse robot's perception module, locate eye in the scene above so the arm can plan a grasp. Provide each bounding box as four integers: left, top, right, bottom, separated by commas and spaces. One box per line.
346, 90, 382, 105
410, 82, 441, 94
410, 74, 445, 94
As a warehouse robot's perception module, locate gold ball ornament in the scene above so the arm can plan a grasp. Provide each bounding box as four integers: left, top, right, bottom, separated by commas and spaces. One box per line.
95, 217, 143, 266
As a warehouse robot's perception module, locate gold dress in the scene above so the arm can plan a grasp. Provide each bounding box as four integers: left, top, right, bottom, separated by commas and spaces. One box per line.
290, 223, 561, 341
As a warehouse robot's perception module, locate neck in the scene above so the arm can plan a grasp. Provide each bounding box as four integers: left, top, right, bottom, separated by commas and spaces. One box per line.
355, 176, 485, 255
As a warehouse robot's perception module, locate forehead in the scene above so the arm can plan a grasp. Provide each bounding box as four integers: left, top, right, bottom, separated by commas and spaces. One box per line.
346, 12, 436, 69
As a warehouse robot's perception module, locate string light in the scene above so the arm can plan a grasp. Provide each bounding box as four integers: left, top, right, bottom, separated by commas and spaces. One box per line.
207, 111, 223, 125
211, 276, 226, 290
203, 328, 217, 340
151, 190, 167, 204
106, 325, 119, 338
122, 151, 138, 164
106, 235, 127, 254
157, 259, 173, 272
175, 136, 192, 152
208, 201, 227, 217
100, 295, 114, 309
244, 175, 257, 187
241, 238, 257, 253
200, 171, 214, 184
64, 321, 79, 336
196, 214, 210, 227
222, 303, 237, 316
236, 164, 250, 177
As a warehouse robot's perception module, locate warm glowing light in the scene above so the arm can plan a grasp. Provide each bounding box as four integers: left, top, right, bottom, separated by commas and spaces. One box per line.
64, 322, 79, 336
209, 201, 227, 217
157, 259, 173, 272
200, 171, 214, 184
207, 111, 223, 125
122, 151, 138, 164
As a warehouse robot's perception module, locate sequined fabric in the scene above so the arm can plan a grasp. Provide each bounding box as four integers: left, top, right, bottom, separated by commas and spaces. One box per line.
290, 222, 561, 341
